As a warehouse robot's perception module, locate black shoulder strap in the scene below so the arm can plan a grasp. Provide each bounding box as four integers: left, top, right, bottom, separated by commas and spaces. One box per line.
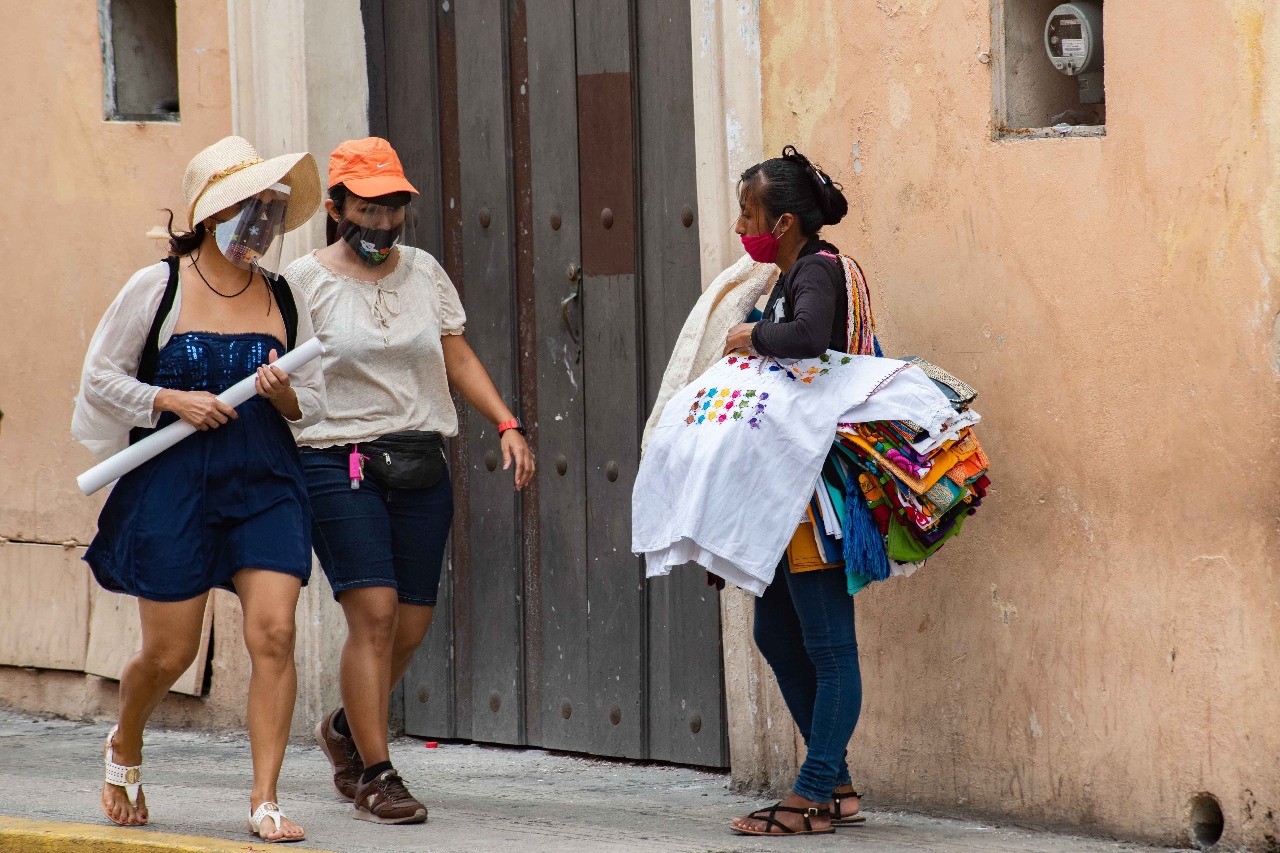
269, 274, 299, 351
130, 257, 181, 445
138, 257, 181, 386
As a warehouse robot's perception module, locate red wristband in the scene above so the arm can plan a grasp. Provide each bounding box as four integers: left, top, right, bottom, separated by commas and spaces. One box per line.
497, 418, 521, 435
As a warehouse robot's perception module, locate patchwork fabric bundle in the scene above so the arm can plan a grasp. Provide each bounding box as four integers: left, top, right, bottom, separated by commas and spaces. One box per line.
795, 358, 991, 595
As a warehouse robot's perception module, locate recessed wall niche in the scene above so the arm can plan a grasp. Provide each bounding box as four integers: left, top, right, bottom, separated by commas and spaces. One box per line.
99, 0, 180, 121
992, 0, 1105, 139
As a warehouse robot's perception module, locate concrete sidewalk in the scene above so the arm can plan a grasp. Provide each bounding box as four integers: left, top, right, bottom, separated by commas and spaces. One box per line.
0, 711, 1177, 853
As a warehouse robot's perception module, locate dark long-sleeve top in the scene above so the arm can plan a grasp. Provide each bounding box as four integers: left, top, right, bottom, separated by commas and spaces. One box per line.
750, 238, 848, 359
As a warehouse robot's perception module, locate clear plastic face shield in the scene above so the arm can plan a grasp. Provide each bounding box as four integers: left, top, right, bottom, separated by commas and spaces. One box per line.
214, 183, 291, 276
334, 196, 411, 266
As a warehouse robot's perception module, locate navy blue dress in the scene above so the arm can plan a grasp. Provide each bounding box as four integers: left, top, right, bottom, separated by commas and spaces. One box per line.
85, 332, 312, 602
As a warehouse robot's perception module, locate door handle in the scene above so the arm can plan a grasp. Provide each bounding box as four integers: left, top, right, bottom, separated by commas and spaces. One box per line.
561, 261, 582, 345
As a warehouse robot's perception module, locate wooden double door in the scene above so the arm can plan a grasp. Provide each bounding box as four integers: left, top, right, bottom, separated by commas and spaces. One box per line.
361, 0, 727, 767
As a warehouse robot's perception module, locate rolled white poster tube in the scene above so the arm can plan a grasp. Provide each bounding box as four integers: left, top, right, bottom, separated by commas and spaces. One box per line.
77, 337, 325, 496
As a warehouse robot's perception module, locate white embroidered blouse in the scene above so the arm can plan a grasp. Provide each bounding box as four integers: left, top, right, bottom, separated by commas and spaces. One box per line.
284, 246, 467, 448
71, 262, 328, 461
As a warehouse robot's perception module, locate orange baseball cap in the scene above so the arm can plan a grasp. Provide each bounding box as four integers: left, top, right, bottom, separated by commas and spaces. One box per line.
327, 137, 419, 198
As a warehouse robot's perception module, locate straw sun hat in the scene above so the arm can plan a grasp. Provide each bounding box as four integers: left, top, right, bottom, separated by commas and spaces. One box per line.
182, 136, 321, 232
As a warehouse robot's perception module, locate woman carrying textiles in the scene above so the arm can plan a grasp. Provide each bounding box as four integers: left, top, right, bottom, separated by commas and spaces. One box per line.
288, 138, 534, 825
72, 136, 327, 842
724, 146, 874, 837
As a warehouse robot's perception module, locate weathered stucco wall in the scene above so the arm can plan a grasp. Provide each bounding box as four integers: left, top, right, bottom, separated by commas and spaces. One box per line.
751, 0, 1280, 848
690, 0, 768, 288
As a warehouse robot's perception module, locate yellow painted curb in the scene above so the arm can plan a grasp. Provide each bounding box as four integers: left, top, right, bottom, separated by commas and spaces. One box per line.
0, 816, 336, 852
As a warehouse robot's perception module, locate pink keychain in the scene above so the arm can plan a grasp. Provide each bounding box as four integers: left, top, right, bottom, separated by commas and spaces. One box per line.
349, 444, 368, 490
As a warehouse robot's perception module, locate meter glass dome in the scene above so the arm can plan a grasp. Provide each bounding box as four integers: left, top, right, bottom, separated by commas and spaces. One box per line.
1044, 2, 1104, 105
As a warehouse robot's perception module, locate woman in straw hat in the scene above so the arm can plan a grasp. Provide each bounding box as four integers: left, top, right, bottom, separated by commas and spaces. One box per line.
72, 136, 326, 842
286, 137, 533, 825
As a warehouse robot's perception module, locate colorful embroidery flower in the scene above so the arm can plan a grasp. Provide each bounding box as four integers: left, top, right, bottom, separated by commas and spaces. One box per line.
685, 415, 695, 424
731, 390, 741, 398
759, 392, 769, 400
732, 411, 743, 420
725, 401, 734, 409
717, 414, 727, 422
696, 389, 706, 398
727, 357, 738, 365
719, 389, 731, 397
749, 418, 760, 429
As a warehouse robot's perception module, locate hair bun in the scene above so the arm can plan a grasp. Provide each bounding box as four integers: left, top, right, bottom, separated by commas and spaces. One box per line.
817, 177, 848, 226
783, 146, 848, 226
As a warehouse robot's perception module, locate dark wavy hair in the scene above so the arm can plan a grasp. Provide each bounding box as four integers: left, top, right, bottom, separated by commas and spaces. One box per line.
326, 183, 413, 245
163, 209, 205, 256
739, 145, 848, 238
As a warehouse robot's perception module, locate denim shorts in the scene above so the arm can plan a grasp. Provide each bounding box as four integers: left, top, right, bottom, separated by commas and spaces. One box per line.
301, 447, 454, 606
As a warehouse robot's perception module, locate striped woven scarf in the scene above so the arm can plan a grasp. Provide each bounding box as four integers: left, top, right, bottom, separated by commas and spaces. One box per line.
817, 251, 877, 355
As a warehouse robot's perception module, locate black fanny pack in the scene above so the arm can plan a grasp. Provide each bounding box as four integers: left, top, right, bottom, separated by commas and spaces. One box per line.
361, 431, 446, 490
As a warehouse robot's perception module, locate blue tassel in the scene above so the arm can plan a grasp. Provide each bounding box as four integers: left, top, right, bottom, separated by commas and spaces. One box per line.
873, 336, 884, 358
843, 476, 890, 582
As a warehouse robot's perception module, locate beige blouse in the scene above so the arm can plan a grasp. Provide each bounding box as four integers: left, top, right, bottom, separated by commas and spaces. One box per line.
285, 246, 467, 448
71, 262, 327, 461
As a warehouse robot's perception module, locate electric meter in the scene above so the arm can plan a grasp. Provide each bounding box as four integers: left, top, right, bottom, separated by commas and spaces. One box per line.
1044, 2, 1104, 104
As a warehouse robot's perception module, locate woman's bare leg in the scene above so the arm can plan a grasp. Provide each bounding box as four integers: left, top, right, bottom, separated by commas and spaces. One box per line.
102, 593, 209, 826
234, 568, 304, 841
336, 586, 399, 767
387, 604, 434, 690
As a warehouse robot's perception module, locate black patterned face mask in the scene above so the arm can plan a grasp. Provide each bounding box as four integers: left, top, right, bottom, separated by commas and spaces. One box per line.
337, 218, 403, 266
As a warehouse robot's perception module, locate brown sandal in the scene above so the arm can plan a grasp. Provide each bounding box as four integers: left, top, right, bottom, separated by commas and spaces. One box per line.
731, 802, 834, 836
832, 788, 866, 825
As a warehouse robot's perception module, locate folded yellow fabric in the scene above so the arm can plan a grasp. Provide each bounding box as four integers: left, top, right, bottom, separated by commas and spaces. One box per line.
788, 519, 842, 573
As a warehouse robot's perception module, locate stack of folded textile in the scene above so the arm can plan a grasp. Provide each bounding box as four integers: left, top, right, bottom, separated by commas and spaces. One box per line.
803, 357, 991, 594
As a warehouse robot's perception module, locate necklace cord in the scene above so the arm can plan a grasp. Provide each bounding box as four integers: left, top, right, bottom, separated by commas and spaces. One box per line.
191, 255, 254, 299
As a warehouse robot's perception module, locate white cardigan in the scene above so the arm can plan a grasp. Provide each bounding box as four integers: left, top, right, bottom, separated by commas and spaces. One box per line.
71, 262, 327, 461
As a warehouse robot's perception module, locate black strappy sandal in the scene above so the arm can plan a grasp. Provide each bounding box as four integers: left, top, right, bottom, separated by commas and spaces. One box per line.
731, 802, 834, 836
831, 789, 866, 826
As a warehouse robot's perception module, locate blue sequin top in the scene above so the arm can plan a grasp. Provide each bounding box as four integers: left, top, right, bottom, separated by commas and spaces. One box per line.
154, 332, 286, 394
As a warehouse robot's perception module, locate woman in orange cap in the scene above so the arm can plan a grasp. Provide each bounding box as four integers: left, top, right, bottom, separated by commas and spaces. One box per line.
284, 137, 534, 824
73, 136, 325, 842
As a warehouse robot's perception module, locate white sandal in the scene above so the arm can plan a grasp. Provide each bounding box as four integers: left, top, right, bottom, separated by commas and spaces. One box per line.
103, 724, 143, 824
248, 801, 305, 843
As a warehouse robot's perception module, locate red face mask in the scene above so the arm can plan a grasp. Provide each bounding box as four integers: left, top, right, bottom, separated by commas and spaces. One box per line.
741, 216, 785, 264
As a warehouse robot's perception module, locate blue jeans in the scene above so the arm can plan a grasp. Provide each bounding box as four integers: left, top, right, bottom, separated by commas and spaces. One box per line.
753, 559, 862, 803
